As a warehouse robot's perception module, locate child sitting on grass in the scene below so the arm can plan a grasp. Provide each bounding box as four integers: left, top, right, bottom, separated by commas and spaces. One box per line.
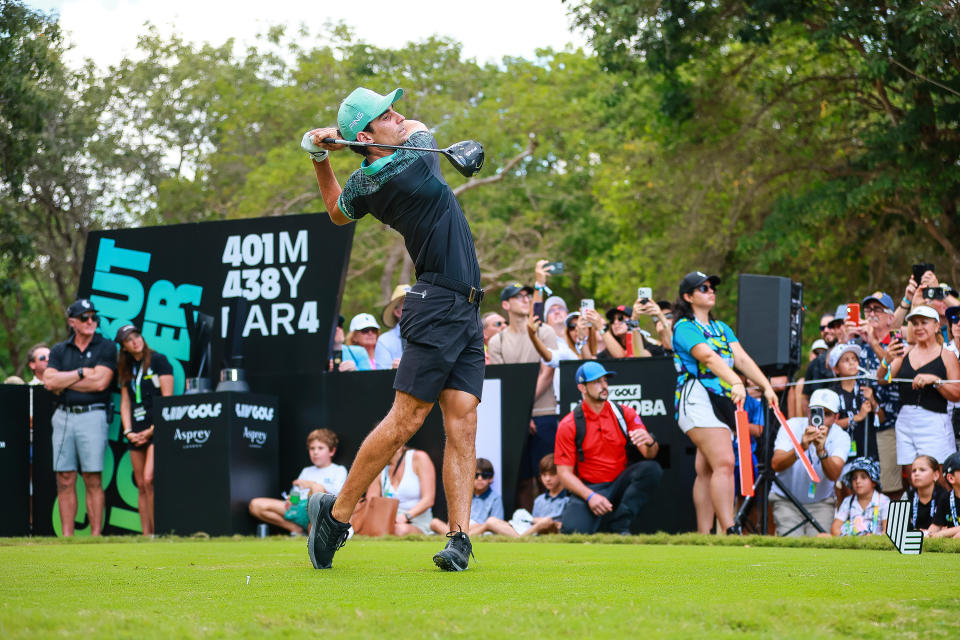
929, 452, 960, 538
430, 457, 503, 536
829, 457, 889, 537
468, 453, 570, 537
248, 428, 347, 535
900, 454, 946, 534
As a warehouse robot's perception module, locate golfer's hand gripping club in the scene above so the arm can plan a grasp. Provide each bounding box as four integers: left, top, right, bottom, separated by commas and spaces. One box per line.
300, 131, 329, 163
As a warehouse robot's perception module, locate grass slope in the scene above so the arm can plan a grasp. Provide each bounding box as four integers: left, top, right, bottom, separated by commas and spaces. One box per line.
1, 536, 959, 639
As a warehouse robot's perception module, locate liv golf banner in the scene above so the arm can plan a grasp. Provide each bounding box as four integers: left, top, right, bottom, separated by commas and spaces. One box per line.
78, 213, 354, 389
31, 214, 354, 536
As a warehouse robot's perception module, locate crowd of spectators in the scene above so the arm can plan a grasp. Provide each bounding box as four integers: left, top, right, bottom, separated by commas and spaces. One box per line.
11, 262, 960, 539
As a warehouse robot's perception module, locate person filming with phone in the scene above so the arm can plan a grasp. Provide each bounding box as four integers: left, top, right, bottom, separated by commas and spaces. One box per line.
770, 389, 850, 536
672, 271, 778, 535
879, 304, 960, 466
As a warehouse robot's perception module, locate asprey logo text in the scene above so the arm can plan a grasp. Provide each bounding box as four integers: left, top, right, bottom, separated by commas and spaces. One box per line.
243, 426, 268, 446
162, 402, 223, 421
173, 429, 211, 446
234, 403, 274, 421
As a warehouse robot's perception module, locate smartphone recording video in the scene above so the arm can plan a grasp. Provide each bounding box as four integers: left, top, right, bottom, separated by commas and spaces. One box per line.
533, 301, 544, 322
846, 303, 860, 327
637, 287, 653, 303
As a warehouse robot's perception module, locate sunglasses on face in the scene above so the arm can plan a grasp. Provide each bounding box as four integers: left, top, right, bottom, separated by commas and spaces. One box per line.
357, 327, 378, 334
513, 293, 532, 301
475, 471, 493, 479
612, 316, 628, 323
77, 313, 98, 323
819, 325, 830, 331
696, 284, 715, 293
34, 354, 47, 362
949, 315, 960, 325
490, 320, 504, 328
863, 306, 887, 316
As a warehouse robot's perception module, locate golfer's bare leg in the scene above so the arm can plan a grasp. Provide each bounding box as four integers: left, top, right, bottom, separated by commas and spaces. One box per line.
438, 388, 479, 532
330, 390, 433, 523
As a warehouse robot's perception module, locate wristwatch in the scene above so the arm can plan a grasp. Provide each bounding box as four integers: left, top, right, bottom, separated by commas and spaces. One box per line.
817, 450, 828, 460
77, 367, 85, 380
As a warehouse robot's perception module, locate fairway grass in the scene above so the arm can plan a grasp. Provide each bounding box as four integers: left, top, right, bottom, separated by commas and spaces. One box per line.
2, 536, 959, 639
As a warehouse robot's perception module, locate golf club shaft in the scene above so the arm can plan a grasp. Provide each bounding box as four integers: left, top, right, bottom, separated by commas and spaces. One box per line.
321, 137, 445, 154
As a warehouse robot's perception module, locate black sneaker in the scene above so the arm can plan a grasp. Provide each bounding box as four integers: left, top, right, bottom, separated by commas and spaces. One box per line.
432, 529, 473, 572
307, 493, 350, 569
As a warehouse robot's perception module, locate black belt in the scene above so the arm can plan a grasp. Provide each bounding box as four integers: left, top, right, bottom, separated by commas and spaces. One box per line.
56, 403, 107, 414
419, 272, 484, 305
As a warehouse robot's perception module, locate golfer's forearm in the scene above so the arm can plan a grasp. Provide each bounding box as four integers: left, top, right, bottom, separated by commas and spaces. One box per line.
312, 160, 349, 225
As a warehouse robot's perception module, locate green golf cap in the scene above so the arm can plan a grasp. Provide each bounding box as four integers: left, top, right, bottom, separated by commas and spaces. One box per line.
337, 87, 404, 141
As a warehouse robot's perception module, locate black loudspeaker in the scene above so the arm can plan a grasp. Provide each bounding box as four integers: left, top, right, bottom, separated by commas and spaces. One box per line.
737, 274, 803, 375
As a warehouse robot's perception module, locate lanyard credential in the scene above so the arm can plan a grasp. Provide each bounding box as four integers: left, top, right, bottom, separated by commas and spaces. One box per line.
133, 363, 144, 404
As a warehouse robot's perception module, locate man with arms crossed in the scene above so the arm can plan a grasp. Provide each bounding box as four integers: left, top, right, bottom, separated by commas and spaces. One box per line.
302, 87, 484, 571
43, 299, 117, 536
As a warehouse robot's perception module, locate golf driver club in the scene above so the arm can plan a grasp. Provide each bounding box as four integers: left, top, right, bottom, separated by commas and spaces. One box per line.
321, 137, 484, 178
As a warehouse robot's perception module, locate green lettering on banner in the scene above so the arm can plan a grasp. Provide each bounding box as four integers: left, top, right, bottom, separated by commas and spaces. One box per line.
91, 238, 151, 338
62, 236, 207, 536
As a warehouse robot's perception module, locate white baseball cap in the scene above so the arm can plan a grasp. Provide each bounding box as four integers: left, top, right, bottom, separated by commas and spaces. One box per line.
349, 313, 380, 332
809, 388, 841, 414
905, 305, 940, 323
828, 342, 862, 370
811, 339, 829, 353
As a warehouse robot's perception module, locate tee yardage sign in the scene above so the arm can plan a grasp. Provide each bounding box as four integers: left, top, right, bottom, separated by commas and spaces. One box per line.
219, 230, 322, 338
78, 214, 355, 384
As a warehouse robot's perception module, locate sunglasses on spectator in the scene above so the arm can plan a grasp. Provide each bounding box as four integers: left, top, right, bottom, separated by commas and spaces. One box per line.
357, 327, 379, 334
77, 313, 98, 323
490, 320, 504, 328
475, 471, 493, 479
612, 315, 628, 323
696, 284, 715, 293
949, 314, 960, 325
512, 293, 532, 301
863, 306, 888, 316
819, 324, 830, 331
34, 355, 47, 362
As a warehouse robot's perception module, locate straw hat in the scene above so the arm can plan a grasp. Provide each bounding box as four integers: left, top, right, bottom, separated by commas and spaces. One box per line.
381, 284, 411, 328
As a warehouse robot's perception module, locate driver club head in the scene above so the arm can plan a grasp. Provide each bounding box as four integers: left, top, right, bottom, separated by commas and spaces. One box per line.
443, 140, 484, 178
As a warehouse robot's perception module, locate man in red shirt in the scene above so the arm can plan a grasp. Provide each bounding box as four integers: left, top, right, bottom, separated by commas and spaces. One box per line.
555, 361, 663, 533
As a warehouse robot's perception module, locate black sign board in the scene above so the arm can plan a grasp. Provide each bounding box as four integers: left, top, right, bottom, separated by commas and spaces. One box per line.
0, 384, 30, 536
154, 392, 279, 536
558, 357, 696, 533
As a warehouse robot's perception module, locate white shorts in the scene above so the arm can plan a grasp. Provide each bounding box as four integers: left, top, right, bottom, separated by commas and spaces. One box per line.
894, 405, 957, 465
677, 378, 731, 435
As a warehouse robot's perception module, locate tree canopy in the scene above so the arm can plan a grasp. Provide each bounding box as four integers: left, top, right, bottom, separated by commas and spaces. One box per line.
1, 1, 955, 376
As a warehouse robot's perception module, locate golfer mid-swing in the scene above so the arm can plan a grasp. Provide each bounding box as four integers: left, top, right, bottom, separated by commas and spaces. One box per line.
302, 87, 484, 571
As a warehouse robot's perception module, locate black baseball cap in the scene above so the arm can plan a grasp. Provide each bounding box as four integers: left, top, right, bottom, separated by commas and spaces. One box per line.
606, 304, 631, 322
115, 324, 139, 343
946, 306, 960, 325
678, 271, 720, 296
943, 452, 960, 476
66, 298, 97, 317
500, 282, 534, 302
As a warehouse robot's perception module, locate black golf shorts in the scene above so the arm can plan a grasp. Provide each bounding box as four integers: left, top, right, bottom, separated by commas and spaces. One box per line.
394, 282, 485, 403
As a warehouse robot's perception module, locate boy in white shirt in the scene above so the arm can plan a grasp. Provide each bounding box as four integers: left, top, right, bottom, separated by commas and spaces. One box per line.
249, 429, 347, 535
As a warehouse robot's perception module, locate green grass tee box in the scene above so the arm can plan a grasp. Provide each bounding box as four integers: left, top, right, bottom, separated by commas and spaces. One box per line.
1, 536, 959, 639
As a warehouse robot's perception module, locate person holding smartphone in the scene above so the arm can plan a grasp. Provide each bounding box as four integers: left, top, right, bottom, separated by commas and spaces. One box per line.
879, 305, 960, 466
672, 271, 778, 535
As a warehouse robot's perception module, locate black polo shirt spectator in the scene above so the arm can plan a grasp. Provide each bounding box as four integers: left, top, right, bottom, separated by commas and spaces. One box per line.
48, 332, 117, 406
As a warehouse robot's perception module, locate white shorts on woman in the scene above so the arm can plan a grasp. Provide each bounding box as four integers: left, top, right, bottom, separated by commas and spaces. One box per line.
677, 378, 733, 436
895, 404, 957, 464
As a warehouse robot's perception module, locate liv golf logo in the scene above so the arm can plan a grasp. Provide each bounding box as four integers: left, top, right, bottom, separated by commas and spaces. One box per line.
567, 384, 668, 416
173, 428, 211, 449
162, 402, 222, 422
235, 403, 274, 421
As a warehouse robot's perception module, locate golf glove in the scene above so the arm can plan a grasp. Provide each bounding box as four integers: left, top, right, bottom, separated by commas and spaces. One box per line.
300, 131, 329, 162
